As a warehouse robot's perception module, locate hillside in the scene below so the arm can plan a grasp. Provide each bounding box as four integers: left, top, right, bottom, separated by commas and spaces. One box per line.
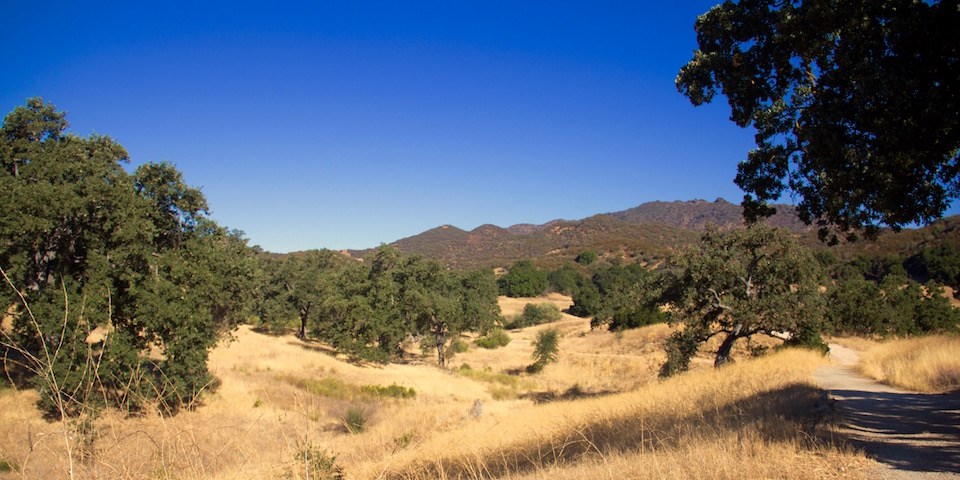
347, 199, 960, 269
348, 198, 804, 268
352, 214, 700, 269
605, 198, 811, 231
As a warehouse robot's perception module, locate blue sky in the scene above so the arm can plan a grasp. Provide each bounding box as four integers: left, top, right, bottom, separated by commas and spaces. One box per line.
5, 2, 937, 252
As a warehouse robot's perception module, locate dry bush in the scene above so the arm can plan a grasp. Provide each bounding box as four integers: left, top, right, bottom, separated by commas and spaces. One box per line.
360, 349, 868, 479
858, 335, 960, 392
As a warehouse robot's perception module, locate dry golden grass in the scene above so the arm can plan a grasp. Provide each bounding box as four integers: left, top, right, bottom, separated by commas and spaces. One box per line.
359, 349, 869, 479
0, 296, 872, 479
858, 335, 960, 393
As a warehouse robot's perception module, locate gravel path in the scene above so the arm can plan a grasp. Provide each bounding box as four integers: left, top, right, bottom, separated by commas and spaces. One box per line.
813, 344, 960, 479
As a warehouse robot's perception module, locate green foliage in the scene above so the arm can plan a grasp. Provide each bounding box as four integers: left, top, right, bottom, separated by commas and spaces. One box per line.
498, 260, 548, 297
569, 279, 600, 317
659, 226, 825, 373
659, 329, 700, 378
588, 264, 666, 331
0, 459, 17, 473
0, 98, 254, 417
825, 276, 960, 336
527, 328, 560, 373
678, 0, 960, 241
456, 364, 520, 387
547, 263, 586, 296
342, 407, 367, 434
474, 328, 511, 349
505, 303, 563, 329
909, 243, 960, 290
450, 338, 470, 353
294, 446, 344, 480
576, 250, 597, 265
360, 383, 416, 399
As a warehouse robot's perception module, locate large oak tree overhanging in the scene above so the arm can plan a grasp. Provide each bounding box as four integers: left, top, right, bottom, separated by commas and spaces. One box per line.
677, 0, 960, 242
0, 98, 255, 417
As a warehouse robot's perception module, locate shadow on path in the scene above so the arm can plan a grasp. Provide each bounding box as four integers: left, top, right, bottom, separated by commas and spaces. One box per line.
815, 344, 960, 476
829, 387, 960, 474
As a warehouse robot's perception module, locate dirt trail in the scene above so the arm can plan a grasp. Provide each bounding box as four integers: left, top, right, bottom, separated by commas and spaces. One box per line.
813, 344, 960, 479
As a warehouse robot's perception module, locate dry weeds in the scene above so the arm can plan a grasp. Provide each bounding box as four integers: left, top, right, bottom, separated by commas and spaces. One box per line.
360, 349, 869, 479
858, 335, 960, 393
0, 294, 873, 479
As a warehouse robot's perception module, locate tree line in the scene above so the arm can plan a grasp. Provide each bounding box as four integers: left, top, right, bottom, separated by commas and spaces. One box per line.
0, 99, 501, 419
254, 245, 500, 366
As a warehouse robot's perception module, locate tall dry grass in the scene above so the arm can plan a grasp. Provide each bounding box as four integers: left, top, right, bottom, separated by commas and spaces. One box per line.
858, 335, 960, 393
357, 349, 869, 479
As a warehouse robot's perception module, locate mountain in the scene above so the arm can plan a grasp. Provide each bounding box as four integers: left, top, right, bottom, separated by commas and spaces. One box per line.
346, 198, 958, 270
353, 214, 698, 269
606, 198, 811, 231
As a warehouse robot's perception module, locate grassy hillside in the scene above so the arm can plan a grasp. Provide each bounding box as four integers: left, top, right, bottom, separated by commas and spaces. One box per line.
0, 295, 875, 479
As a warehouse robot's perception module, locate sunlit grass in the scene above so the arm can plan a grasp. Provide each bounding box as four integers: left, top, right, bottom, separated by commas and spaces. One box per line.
859, 335, 960, 393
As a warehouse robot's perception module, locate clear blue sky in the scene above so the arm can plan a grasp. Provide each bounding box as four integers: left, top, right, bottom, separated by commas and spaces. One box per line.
5, 2, 944, 252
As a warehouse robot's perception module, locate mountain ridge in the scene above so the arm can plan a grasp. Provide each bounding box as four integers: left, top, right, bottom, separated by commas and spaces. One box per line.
346, 198, 807, 268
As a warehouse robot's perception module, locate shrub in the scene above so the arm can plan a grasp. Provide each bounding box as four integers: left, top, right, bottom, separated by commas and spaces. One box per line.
505, 303, 563, 329
294, 445, 343, 479
342, 407, 367, 434
450, 339, 470, 353
474, 329, 511, 349
360, 383, 416, 399
576, 250, 597, 265
527, 328, 560, 373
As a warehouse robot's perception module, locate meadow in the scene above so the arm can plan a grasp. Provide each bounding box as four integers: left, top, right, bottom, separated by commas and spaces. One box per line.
0, 294, 891, 479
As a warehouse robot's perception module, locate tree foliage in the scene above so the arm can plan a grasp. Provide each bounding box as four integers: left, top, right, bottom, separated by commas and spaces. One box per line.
659, 226, 825, 376
677, 0, 960, 242
0, 98, 254, 417
587, 264, 666, 331
505, 303, 563, 329
498, 260, 548, 297
825, 275, 959, 335
527, 328, 560, 373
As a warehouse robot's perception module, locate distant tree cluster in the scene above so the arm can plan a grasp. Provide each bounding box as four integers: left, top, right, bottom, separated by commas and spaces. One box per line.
257, 245, 501, 367
0, 99, 255, 417
498, 260, 548, 297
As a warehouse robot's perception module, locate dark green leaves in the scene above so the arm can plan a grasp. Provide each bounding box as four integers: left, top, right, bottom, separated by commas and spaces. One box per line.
679, 0, 960, 241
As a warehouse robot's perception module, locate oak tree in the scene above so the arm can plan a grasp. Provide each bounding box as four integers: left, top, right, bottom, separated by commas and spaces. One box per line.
678, 0, 960, 242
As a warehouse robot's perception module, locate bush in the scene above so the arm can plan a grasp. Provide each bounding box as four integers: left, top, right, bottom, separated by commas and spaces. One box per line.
505, 303, 563, 329
294, 445, 343, 479
474, 329, 511, 349
360, 383, 416, 399
576, 250, 597, 265
527, 328, 560, 373
450, 339, 470, 353
342, 407, 367, 434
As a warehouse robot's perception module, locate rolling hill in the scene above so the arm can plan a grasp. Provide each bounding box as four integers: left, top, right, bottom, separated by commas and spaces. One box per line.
348, 199, 804, 268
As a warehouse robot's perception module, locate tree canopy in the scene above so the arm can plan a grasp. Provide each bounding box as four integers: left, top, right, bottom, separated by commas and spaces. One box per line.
677, 0, 960, 242
659, 226, 825, 376
0, 98, 255, 416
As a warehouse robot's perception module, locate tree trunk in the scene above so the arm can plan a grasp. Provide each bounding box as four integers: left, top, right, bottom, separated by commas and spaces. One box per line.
434, 320, 445, 367
298, 306, 309, 339
715, 332, 740, 367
